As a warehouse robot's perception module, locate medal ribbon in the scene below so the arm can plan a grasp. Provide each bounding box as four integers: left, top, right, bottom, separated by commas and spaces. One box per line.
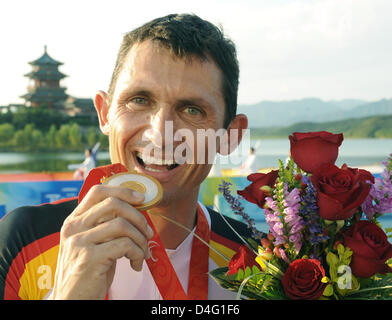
78, 164, 210, 300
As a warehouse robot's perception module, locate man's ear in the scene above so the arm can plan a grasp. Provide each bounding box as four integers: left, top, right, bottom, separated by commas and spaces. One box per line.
218, 113, 248, 156
94, 90, 110, 135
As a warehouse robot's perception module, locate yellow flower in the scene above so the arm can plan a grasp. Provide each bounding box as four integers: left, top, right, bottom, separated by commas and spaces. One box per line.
255, 246, 272, 271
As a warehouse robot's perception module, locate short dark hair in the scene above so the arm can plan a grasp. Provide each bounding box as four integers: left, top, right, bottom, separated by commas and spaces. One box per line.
107, 13, 239, 128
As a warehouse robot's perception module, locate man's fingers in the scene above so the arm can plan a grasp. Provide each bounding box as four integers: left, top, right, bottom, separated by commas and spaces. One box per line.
96, 237, 147, 272
82, 217, 151, 259
74, 184, 145, 217
80, 196, 154, 239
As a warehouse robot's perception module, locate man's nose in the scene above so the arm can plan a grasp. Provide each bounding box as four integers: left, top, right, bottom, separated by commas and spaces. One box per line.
144, 107, 176, 148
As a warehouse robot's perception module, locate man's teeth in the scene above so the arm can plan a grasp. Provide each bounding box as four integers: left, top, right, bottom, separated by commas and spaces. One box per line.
144, 166, 168, 172
136, 152, 175, 165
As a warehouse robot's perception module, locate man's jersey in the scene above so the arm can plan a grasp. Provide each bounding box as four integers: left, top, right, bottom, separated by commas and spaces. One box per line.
0, 198, 256, 300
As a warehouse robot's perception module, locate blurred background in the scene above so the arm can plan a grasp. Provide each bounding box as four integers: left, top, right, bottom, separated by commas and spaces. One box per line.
0, 0, 391, 227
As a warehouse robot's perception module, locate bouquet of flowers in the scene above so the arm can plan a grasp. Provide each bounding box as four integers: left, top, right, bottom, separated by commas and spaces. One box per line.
210, 131, 392, 300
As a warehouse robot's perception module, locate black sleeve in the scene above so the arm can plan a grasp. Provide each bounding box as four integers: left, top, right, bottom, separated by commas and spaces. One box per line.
207, 207, 266, 245
0, 199, 77, 300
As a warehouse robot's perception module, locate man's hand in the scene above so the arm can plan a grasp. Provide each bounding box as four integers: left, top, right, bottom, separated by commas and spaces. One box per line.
49, 185, 154, 300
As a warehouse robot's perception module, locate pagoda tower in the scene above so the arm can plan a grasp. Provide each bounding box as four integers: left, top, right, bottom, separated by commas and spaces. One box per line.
21, 46, 68, 109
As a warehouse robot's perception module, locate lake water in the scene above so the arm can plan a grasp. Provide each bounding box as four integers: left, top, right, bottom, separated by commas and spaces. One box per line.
0, 138, 391, 232
0, 138, 391, 173
0, 151, 112, 173
215, 138, 392, 170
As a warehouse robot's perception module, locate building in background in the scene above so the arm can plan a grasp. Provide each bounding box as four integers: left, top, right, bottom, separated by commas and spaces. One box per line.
0, 46, 95, 117
21, 46, 68, 109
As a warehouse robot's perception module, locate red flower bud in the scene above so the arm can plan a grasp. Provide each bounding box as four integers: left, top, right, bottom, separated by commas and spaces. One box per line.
333, 240, 342, 250
273, 247, 282, 258
294, 173, 302, 181
261, 238, 272, 249
267, 233, 275, 241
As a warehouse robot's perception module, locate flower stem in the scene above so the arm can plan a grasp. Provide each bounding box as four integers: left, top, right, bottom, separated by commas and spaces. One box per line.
345, 285, 392, 296
328, 223, 336, 252
149, 212, 230, 262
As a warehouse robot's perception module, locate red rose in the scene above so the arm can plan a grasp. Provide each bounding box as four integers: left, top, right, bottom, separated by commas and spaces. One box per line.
343, 221, 392, 278
289, 131, 343, 173
227, 245, 258, 276
282, 259, 327, 300
237, 170, 279, 209
311, 163, 374, 220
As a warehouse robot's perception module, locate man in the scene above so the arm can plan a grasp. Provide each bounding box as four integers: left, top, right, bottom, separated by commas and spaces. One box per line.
0, 14, 254, 300
69, 147, 96, 180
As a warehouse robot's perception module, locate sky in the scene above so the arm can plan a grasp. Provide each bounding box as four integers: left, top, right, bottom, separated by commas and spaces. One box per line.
0, 0, 391, 106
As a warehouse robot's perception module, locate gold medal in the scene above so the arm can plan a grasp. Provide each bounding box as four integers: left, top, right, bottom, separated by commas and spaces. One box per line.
102, 172, 163, 211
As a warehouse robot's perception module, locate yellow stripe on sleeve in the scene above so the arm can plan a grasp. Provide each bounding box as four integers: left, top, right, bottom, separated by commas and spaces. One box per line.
209, 240, 236, 268
18, 245, 59, 300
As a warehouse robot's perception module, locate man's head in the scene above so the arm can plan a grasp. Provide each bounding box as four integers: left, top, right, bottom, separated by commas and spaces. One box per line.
107, 13, 239, 128
85, 148, 92, 158
94, 14, 247, 206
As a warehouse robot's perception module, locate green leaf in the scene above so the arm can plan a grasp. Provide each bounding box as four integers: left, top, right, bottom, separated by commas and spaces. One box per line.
323, 284, 334, 297
252, 265, 261, 274
236, 268, 244, 281
345, 274, 392, 300
244, 266, 252, 279
342, 250, 353, 265
337, 244, 345, 256
209, 267, 237, 289
326, 252, 339, 266
329, 265, 338, 281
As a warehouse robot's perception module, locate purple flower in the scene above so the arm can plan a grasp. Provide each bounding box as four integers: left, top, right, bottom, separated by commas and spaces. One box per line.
219, 180, 264, 239
264, 184, 303, 256
299, 176, 329, 251
362, 154, 392, 219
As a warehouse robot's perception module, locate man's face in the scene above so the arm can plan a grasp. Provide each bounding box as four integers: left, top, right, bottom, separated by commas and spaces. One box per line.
97, 40, 227, 206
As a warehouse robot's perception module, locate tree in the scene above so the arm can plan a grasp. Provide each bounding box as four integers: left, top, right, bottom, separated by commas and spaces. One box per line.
55, 124, 70, 149
69, 123, 82, 149
23, 123, 35, 146
12, 109, 29, 130
31, 129, 43, 150
0, 123, 15, 146
86, 126, 99, 147
46, 124, 57, 149
13, 130, 27, 150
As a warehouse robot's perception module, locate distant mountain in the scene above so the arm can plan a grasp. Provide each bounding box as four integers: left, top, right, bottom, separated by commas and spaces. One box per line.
238, 98, 392, 128
326, 99, 368, 110
238, 98, 340, 127
332, 99, 392, 120
250, 114, 392, 139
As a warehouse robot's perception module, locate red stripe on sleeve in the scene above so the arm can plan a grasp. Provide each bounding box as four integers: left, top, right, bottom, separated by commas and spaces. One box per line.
4, 232, 60, 300
210, 230, 243, 253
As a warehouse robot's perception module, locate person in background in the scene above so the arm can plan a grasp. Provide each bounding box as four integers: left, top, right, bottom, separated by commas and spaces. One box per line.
69, 146, 97, 180
239, 147, 258, 175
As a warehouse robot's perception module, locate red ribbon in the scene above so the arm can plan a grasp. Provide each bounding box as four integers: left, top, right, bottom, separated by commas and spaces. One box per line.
78, 164, 210, 300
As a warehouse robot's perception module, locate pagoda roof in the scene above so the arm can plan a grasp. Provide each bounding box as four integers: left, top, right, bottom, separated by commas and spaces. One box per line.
29, 46, 63, 66
24, 69, 67, 80
21, 87, 68, 102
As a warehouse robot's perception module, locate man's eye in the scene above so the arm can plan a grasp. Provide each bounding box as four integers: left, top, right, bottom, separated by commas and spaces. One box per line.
131, 97, 148, 105
184, 106, 201, 116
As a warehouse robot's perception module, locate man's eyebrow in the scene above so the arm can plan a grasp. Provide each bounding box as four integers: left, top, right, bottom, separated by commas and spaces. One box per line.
119, 87, 214, 110
119, 88, 154, 100
176, 98, 213, 110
